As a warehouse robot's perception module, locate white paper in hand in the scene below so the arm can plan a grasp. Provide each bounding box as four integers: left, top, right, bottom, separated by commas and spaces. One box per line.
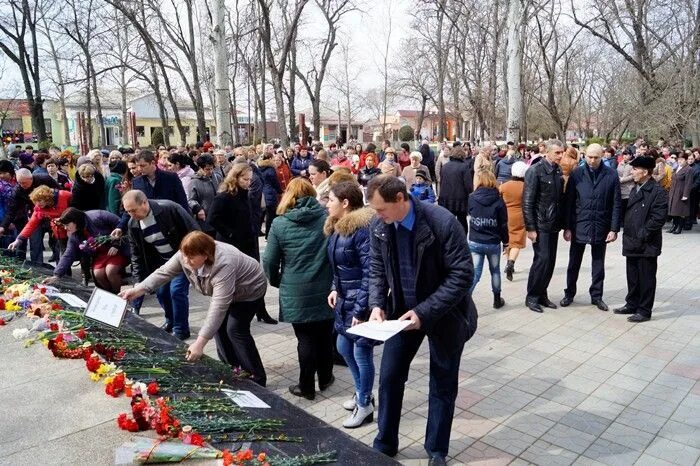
346, 320, 411, 341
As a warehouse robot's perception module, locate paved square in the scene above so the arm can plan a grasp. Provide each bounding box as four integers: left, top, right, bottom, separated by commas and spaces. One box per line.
138, 229, 700, 465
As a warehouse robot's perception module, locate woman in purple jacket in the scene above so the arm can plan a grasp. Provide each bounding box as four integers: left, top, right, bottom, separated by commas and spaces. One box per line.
42, 208, 130, 293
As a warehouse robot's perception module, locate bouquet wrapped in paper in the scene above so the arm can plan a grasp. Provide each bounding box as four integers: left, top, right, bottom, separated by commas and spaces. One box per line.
115, 436, 222, 464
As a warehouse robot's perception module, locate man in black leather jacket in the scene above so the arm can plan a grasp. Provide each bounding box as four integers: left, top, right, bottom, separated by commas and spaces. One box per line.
523, 139, 566, 313
123, 189, 200, 339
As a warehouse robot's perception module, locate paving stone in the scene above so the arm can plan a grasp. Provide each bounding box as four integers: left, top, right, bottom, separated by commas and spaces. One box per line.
653, 371, 697, 391
658, 419, 700, 449
616, 361, 665, 382
453, 440, 514, 466
628, 393, 682, 418
507, 375, 555, 396
520, 439, 579, 466
558, 408, 613, 436
541, 384, 589, 408
481, 425, 537, 456
582, 437, 643, 466
569, 364, 615, 384
503, 410, 556, 437
616, 406, 667, 434
560, 374, 603, 395
600, 422, 655, 451
590, 383, 639, 405
541, 423, 597, 454
575, 395, 626, 421
669, 394, 700, 427
523, 397, 571, 422
642, 437, 700, 466
633, 453, 676, 466
604, 372, 649, 393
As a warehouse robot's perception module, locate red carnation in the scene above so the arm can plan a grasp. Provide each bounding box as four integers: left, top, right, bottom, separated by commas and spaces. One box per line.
86, 355, 101, 372
49, 322, 59, 332
0, 318, 5, 326
147, 382, 159, 396
190, 433, 204, 446
51, 303, 63, 310
76, 328, 87, 339
0, 298, 6, 309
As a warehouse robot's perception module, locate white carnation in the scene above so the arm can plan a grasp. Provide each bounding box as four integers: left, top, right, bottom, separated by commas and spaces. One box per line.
12, 328, 31, 340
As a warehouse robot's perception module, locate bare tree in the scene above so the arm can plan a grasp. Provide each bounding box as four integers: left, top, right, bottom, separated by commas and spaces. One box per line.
295, 0, 357, 140
0, 0, 49, 143
256, 0, 309, 146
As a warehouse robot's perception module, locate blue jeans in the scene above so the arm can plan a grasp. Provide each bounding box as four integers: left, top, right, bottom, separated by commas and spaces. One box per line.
336, 333, 375, 407
469, 241, 501, 294
29, 228, 44, 263
155, 272, 190, 335
373, 330, 463, 458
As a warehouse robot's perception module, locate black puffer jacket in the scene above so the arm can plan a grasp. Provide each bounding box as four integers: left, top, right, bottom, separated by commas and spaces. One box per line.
565, 164, 621, 244
523, 159, 565, 232
622, 180, 667, 258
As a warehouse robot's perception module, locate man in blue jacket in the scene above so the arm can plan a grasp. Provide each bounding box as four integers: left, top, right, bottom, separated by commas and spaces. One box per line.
367, 175, 478, 466
561, 144, 622, 311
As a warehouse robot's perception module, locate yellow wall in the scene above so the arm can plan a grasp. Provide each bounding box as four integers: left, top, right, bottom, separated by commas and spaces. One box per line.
134, 118, 217, 147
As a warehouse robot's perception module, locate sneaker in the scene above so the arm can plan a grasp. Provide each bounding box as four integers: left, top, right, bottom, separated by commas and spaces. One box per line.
342, 403, 374, 428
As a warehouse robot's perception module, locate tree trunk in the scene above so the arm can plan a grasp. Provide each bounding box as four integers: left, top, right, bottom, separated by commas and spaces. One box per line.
506, 0, 523, 142
213, 0, 232, 147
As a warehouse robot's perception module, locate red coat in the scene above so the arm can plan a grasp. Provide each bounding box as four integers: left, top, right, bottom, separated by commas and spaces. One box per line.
19, 190, 72, 240
276, 163, 292, 193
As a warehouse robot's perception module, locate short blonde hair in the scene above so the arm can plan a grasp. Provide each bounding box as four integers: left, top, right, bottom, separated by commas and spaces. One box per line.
29, 185, 55, 206
409, 151, 422, 161
277, 177, 316, 215
474, 168, 497, 190
78, 163, 96, 179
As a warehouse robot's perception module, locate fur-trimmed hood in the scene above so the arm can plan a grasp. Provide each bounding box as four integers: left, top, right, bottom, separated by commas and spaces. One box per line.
258, 158, 275, 169
324, 207, 375, 236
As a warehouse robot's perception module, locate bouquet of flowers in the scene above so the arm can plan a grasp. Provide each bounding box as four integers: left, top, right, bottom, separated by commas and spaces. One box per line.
79, 235, 119, 255
114, 437, 223, 465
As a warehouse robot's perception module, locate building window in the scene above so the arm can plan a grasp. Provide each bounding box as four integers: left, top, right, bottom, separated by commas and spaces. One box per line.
135, 126, 145, 137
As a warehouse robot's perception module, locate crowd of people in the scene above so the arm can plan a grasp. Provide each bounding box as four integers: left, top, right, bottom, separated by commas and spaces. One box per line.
0, 136, 697, 465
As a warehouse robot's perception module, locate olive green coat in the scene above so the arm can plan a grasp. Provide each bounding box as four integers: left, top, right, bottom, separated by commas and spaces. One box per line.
263, 196, 333, 323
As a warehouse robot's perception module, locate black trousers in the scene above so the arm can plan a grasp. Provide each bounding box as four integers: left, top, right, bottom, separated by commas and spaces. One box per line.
264, 205, 277, 239
684, 188, 698, 228
625, 256, 658, 318
214, 300, 267, 386
291, 319, 334, 394
526, 230, 559, 302
564, 241, 607, 301
373, 330, 464, 458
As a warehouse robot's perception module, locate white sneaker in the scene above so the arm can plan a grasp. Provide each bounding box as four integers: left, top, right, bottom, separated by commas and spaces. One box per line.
342, 403, 374, 428
342, 394, 357, 411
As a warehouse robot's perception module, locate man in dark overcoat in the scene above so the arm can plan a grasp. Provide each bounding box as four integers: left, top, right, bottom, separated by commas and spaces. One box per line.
561, 144, 622, 311
613, 156, 668, 322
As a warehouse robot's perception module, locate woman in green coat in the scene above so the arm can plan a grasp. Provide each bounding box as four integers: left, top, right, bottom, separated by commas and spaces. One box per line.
105, 160, 126, 215
263, 177, 334, 400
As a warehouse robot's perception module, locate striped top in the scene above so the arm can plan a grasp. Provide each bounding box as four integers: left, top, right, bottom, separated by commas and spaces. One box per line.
139, 208, 174, 260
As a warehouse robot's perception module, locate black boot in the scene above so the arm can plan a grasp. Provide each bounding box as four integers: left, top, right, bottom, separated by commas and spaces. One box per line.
505, 260, 514, 281
256, 309, 278, 324
493, 292, 505, 309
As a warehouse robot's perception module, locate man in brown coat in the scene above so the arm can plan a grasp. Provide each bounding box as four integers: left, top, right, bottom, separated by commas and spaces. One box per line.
667, 153, 693, 234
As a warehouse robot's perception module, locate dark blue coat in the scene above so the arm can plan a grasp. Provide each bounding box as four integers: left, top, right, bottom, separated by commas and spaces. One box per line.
325, 207, 379, 347
369, 197, 478, 359
290, 155, 313, 177
132, 169, 188, 211
565, 164, 622, 244
257, 159, 282, 207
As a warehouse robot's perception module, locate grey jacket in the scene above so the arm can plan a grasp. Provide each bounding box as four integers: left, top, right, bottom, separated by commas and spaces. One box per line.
138, 241, 267, 339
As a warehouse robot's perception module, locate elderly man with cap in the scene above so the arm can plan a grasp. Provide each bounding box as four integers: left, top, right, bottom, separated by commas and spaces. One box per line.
613, 156, 667, 323
560, 143, 622, 311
